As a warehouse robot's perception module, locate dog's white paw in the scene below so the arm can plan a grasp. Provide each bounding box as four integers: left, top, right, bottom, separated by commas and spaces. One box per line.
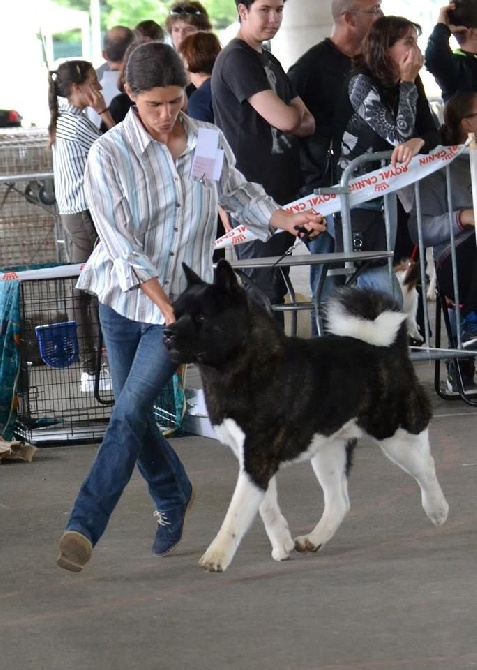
409, 330, 424, 343
271, 535, 294, 561
423, 494, 449, 526
294, 534, 323, 553
199, 539, 234, 572
408, 323, 424, 343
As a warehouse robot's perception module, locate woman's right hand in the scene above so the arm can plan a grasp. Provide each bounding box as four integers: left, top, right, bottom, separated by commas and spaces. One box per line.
399, 46, 424, 83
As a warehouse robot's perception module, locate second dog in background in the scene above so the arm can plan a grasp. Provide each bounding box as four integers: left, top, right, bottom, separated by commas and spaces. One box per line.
395, 259, 424, 344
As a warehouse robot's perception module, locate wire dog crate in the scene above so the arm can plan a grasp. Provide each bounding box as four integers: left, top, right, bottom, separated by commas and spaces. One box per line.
0, 264, 186, 445
4, 264, 114, 445
0, 128, 62, 267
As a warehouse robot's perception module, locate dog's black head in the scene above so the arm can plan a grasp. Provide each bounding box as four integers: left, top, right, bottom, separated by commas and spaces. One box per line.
164, 260, 250, 366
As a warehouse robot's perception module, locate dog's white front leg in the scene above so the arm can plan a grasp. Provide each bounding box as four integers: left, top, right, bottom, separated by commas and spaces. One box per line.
259, 476, 294, 561
199, 471, 265, 572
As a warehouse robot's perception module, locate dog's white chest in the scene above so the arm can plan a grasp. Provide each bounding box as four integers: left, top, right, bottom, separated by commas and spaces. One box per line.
213, 418, 246, 467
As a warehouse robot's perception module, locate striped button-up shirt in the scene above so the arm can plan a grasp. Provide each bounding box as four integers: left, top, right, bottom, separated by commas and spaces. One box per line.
52, 103, 102, 214
77, 109, 280, 324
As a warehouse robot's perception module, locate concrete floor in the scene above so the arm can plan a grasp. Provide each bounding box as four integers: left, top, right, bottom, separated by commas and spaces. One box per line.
2, 256, 477, 670
2, 358, 477, 670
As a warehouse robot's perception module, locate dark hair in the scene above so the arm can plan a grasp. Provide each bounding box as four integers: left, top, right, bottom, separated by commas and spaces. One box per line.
448, 0, 477, 28
125, 42, 187, 93
47, 59, 94, 147
103, 26, 135, 63
358, 15, 422, 87
134, 19, 165, 42
117, 39, 149, 92
178, 31, 221, 74
235, 0, 287, 7
440, 92, 477, 145
165, 2, 212, 33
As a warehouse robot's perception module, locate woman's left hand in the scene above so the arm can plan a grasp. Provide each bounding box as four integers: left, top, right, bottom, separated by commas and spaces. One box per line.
270, 209, 327, 240
85, 86, 108, 115
391, 138, 425, 168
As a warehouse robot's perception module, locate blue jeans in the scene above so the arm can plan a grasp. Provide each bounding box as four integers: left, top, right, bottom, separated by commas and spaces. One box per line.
308, 224, 336, 336
65, 304, 192, 546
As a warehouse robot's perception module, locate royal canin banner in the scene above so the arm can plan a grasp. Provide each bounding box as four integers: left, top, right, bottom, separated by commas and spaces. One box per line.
214, 144, 467, 249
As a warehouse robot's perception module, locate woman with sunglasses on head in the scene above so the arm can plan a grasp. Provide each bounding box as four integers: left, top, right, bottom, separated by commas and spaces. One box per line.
331, 15, 439, 299
408, 92, 477, 393
55, 42, 326, 573
166, 1, 212, 97
165, 1, 212, 51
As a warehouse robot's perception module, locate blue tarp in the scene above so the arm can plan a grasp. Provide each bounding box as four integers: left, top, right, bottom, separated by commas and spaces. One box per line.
0, 280, 20, 440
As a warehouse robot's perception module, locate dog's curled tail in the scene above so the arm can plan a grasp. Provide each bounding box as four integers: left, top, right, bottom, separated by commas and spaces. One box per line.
326, 286, 407, 348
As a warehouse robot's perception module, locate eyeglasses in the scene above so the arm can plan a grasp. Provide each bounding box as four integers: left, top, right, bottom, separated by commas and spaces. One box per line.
170, 5, 203, 16
345, 6, 383, 15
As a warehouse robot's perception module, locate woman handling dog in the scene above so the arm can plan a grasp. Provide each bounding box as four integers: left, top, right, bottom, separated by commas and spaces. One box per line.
332, 15, 439, 300
56, 41, 326, 572
408, 92, 477, 393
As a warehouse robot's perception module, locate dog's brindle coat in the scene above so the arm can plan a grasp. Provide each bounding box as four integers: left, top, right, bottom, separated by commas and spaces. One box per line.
164, 260, 449, 572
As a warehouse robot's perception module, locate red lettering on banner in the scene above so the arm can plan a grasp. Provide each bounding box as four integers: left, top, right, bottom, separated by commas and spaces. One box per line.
419, 155, 435, 165
381, 165, 407, 180
2, 272, 18, 281
232, 235, 247, 245
375, 182, 389, 192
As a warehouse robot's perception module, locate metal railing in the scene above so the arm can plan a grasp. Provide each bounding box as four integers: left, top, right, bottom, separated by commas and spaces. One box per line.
316, 149, 477, 404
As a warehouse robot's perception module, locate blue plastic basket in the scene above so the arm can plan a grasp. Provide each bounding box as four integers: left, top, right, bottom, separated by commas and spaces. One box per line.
35, 321, 79, 369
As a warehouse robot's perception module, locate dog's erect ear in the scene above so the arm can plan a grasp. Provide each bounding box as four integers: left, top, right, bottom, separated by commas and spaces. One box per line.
182, 263, 205, 287
214, 259, 239, 292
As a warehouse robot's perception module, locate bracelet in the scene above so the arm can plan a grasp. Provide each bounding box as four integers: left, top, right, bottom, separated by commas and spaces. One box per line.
98, 108, 108, 115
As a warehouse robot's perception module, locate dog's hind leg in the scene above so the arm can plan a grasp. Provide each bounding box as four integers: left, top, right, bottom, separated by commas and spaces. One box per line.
378, 428, 449, 526
199, 471, 265, 572
259, 476, 294, 561
295, 438, 351, 553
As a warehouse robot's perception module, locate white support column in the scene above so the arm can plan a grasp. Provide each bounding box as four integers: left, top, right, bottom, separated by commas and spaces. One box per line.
272, 0, 333, 70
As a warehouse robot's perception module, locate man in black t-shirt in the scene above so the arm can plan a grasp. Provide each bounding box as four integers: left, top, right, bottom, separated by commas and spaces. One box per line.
288, 0, 383, 194
211, 0, 314, 308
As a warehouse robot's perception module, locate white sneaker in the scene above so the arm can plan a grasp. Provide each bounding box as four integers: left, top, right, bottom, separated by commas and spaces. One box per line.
80, 369, 112, 393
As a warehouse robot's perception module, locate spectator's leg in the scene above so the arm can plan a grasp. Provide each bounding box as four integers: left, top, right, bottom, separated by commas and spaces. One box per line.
60, 211, 99, 375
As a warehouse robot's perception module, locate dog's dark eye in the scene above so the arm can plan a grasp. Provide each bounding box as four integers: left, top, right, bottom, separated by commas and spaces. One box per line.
194, 314, 205, 325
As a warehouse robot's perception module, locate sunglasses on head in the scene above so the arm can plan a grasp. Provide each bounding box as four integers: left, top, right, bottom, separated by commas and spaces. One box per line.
170, 5, 203, 16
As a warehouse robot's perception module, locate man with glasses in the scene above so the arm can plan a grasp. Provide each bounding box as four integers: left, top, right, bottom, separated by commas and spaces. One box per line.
288, 0, 382, 197
165, 1, 212, 51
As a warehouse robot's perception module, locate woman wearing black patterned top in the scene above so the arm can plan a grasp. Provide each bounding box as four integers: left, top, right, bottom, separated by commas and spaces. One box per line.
331, 16, 439, 298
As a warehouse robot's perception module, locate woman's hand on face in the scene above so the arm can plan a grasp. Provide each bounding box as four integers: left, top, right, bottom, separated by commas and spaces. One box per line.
85, 85, 107, 114
391, 138, 425, 167
399, 46, 424, 83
